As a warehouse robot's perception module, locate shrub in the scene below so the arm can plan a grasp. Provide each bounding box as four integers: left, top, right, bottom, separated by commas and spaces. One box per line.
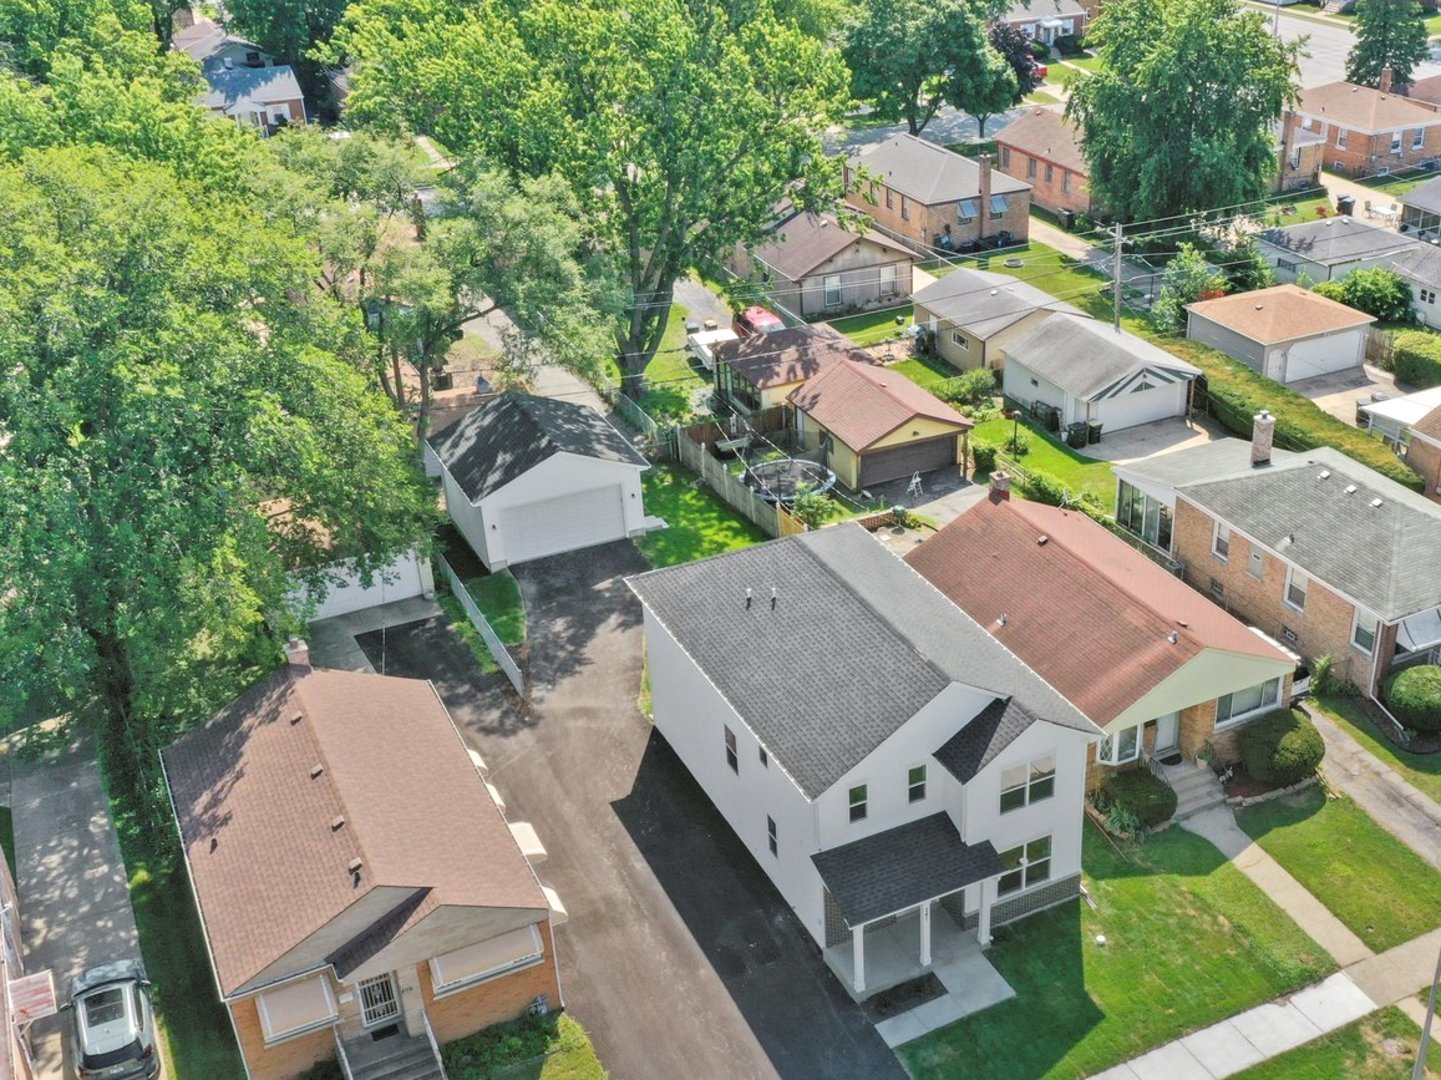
1027, 39, 1050, 58
1391, 330, 1441, 389
1054, 33, 1086, 56
295, 1065, 344, 1080
939, 367, 998, 409
443, 1013, 586, 1080
1016, 468, 1067, 506
1240, 708, 1325, 786
1311, 267, 1413, 323
1312, 653, 1337, 698
1104, 769, 1178, 828
971, 442, 999, 473
1384, 665, 1441, 732
1004, 427, 1031, 457
789, 490, 831, 528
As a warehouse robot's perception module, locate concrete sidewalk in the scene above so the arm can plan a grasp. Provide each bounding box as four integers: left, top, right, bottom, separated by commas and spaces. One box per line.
12, 725, 142, 1080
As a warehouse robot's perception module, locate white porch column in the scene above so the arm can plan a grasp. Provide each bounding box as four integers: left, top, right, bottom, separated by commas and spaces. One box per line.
851, 923, 866, 995
919, 901, 932, 967
978, 879, 995, 948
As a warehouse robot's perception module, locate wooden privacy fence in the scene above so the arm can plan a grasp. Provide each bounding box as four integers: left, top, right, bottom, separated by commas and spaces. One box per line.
436, 553, 526, 697
676, 430, 792, 538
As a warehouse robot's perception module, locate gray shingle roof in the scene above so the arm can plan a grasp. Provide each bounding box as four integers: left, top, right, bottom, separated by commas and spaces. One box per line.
428, 393, 648, 503
203, 64, 305, 113
1002, 0, 1087, 21
933, 698, 1041, 784
749, 212, 912, 282
627, 524, 1095, 799
812, 814, 1003, 926
851, 135, 1031, 206
1001, 313, 1199, 400
1257, 217, 1420, 267
1115, 437, 1299, 489
913, 268, 1086, 340
1177, 447, 1441, 619
1392, 242, 1441, 290
1401, 175, 1441, 217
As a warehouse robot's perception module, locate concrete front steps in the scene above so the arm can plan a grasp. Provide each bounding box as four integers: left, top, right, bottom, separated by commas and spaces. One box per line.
344, 1032, 444, 1080
1165, 762, 1227, 821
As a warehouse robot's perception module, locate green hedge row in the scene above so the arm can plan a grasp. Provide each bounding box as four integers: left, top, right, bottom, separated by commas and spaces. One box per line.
1392, 330, 1441, 389
1384, 665, 1441, 732
1240, 708, 1325, 786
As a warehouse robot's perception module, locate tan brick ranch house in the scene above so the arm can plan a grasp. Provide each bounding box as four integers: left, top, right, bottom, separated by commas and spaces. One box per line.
1295, 79, 1441, 177
162, 644, 564, 1080
1405, 404, 1441, 504
905, 487, 1295, 810
994, 108, 1094, 217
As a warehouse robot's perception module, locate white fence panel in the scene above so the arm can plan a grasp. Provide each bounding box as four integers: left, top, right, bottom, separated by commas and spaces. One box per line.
437, 554, 526, 697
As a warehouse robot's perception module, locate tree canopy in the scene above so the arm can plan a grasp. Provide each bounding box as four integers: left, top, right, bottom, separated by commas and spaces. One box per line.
1346, 0, 1430, 89
1066, 0, 1299, 222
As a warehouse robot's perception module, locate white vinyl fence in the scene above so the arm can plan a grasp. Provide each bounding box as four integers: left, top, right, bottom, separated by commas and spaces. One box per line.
437, 553, 525, 697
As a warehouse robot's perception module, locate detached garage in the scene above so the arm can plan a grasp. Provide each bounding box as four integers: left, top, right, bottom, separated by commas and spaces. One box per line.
429, 393, 652, 570
1186, 284, 1375, 386
1000, 313, 1199, 434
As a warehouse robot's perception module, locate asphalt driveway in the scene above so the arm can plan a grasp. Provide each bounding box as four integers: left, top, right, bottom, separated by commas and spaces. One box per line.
358, 540, 903, 1080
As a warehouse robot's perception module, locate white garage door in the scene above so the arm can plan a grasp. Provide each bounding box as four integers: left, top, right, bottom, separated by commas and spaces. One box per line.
1280, 333, 1361, 384
500, 486, 627, 565
1093, 379, 1187, 432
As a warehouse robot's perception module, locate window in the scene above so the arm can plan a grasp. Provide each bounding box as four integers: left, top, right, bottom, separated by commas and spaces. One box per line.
1393, 131, 1404, 154
1289, 146, 1301, 169
1216, 677, 1282, 725
1213, 522, 1230, 560
998, 836, 1052, 897
950, 330, 970, 350
999, 146, 1010, 170
1278, 258, 1298, 273
1116, 480, 1175, 551
759, 746, 768, 767
1210, 577, 1225, 600
1420, 287, 1438, 305
1352, 609, 1378, 654
823, 274, 842, 308
429, 926, 544, 997
1415, 129, 1426, 150
1000, 756, 1056, 811
767, 815, 778, 856
1285, 567, 1308, 611
1026, 157, 1037, 179
1336, 128, 1348, 150
724, 726, 738, 773
1045, 163, 1054, 183
958, 199, 979, 224
848, 784, 868, 822
256, 976, 339, 1045
1283, 625, 1299, 645
908, 765, 927, 803
1062, 171, 1071, 194
900, 195, 910, 222
879, 263, 898, 294
990, 195, 1009, 215
1248, 549, 1264, 579
885, 188, 894, 210
1097, 725, 1141, 765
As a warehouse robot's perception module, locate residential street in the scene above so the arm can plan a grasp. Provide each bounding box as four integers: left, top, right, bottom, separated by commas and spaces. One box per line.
1244, 3, 1441, 88
353, 542, 905, 1080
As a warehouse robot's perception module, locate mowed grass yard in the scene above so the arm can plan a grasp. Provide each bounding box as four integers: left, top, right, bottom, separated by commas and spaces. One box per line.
898, 824, 1332, 1080
1313, 695, 1441, 808
465, 570, 526, 646
635, 460, 767, 568
970, 414, 1118, 512
1230, 1006, 1435, 1080
1236, 787, 1441, 952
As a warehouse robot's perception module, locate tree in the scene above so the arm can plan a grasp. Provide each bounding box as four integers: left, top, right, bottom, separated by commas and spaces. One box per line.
1312, 267, 1413, 321
1347, 0, 1429, 88
223, 0, 348, 70
947, 25, 1018, 138
331, 0, 848, 396
1066, 0, 1299, 222
990, 22, 1043, 104
1152, 243, 1229, 331
0, 148, 435, 753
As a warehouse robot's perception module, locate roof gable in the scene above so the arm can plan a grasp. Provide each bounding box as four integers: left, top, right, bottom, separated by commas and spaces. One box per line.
912, 267, 1086, 339
787, 360, 971, 450
851, 134, 1031, 206
1298, 81, 1441, 133
749, 212, 913, 281
1001, 313, 1199, 399
994, 108, 1087, 175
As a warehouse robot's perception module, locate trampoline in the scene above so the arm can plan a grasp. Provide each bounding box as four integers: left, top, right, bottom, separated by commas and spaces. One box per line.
743, 459, 837, 504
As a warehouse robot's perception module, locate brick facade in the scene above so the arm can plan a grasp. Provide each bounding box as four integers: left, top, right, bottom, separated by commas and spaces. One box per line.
996, 144, 1092, 215
845, 176, 1031, 252
1172, 499, 1386, 692
1406, 435, 1441, 504
1300, 118, 1441, 177
230, 993, 336, 1080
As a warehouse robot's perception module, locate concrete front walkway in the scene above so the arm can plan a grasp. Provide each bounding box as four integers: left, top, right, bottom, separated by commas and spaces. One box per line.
12, 725, 143, 1080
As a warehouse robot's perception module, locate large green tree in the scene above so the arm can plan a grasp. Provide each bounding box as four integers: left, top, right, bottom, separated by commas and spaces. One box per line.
1066, 0, 1299, 222
0, 148, 435, 746
330, 0, 848, 396
1347, 0, 1430, 89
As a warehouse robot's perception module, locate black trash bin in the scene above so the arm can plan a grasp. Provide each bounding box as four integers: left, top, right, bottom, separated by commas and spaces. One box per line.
1066, 422, 1088, 449
431, 369, 454, 391
1058, 208, 1076, 231
1087, 418, 1104, 445
1337, 194, 1356, 217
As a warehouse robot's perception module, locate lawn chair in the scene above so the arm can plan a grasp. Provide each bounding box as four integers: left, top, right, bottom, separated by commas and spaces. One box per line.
1364, 199, 1374, 218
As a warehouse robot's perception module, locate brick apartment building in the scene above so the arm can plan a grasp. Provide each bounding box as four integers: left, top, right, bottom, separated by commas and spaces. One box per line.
1295, 78, 1441, 177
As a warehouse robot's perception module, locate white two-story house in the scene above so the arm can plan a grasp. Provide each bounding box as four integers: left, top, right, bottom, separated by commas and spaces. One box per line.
627, 524, 1099, 1001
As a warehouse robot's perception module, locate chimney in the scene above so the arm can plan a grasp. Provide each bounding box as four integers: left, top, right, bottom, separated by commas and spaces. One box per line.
1251, 410, 1275, 467
285, 636, 310, 669
989, 469, 1011, 502
1279, 108, 1299, 178
1380, 67, 1394, 95
978, 152, 993, 241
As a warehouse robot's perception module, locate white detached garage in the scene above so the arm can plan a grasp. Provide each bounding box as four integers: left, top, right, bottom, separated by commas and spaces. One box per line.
1000, 313, 1200, 434
429, 393, 652, 570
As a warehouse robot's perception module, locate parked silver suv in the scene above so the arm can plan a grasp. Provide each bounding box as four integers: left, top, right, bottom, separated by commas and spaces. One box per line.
63, 961, 161, 1080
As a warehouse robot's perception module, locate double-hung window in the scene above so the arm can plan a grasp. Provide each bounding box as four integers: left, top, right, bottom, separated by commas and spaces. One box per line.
823, 274, 842, 309
1216, 677, 1282, 726
999, 756, 1056, 812
1392, 131, 1404, 154
766, 815, 778, 856
1337, 128, 1348, 150
1285, 567, 1308, 611
848, 784, 868, 823
908, 765, 927, 803
1026, 157, 1037, 179
724, 726, 738, 773
1212, 522, 1231, 560
951, 330, 970, 350
998, 836, 1052, 897
1248, 549, 1264, 579
1415, 129, 1426, 151
1352, 609, 1378, 654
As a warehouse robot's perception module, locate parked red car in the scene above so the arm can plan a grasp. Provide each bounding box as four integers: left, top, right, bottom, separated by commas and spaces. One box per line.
732, 305, 786, 337
1032, 63, 1049, 79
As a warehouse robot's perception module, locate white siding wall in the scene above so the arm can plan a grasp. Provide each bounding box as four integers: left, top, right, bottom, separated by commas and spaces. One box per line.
442, 467, 494, 567
1187, 313, 1268, 375
1003, 361, 1077, 426
1268, 328, 1367, 383
292, 551, 435, 621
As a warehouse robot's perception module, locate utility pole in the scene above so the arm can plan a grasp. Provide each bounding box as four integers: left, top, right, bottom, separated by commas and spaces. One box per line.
1415, 943, 1441, 1080
1112, 221, 1123, 331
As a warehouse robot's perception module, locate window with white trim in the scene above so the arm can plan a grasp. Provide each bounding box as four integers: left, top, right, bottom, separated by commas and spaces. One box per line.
1045, 163, 1054, 183
1216, 677, 1282, 725
1392, 131, 1404, 154
1000, 755, 1056, 812
429, 925, 544, 996
823, 274, 842, 308
724, 726, 738, 773
1285, 567, 1308, 611
879, 263, 898, 294
908, 765, 927, 803
1097, 725, 1141, 766
998, 836, 1052, 896
1212, 522, 1230, 560
767, 815, 778, 856
848, 784, 868, 823
885, 188, 894, 210
1062, 171, 1071, 194
1415, 129, 1426, 150
256, 976, 338, 1045
1352, 609, 1378, 654
1026, 157, 1037, 179
900, 195, 910, 221
1337, 128, 1348, 150
950, 330, 970, 350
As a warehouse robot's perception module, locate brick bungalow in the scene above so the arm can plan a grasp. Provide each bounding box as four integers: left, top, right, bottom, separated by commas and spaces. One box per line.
994, 108, 1093, 216
1405, 404, 1441, 505
1295, 78, 1441, 177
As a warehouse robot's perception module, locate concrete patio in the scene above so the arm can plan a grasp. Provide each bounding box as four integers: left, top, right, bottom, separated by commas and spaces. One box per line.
1289, 363, 1397, 426
1075, 415, 1223, 466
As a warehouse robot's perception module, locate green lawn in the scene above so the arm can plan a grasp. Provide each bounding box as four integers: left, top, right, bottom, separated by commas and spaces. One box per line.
465, 570, 525, 646
899, 824, 1333, 1080
1061, 53, 1104, 74
1237, 787, 1441, 951
635, 461, 767, 568
1231, 1006, 1433, 1080
1312, 695, 1441, 808
891, 352, 963, 389
443, 1013, 607, 1080
604, 304, 709, 420
439, 592, 502, 675
1025, 89, 1062, 105
828, 305, 913, 346
971, 414, 1118, 511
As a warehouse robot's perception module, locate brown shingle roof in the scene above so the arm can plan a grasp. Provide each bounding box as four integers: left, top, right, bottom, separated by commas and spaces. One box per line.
749, 212, 913, 282
1298, 81, 1441, 133
994, 108, 1087, 176
788, 361, 970, 451
904, 498, 1292, 725
714, 326, 872, 389
1414, 403, 1441, 442
1186, 284, 1374, 345
163, 667, 544, 997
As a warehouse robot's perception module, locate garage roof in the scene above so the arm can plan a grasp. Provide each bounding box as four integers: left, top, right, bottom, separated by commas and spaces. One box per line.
1001, 313, 1199, 401
428, 393, 648, 503
912, 267, 1085, 340
1186, 284, 1374, 345
787, 360, 971, 451
1256, 217, 1419, 268
714, 325, 870, 389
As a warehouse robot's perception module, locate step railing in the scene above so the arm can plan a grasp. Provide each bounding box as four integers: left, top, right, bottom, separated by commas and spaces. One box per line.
421, 1008, 448, 1080
334, 1027, 355, 1080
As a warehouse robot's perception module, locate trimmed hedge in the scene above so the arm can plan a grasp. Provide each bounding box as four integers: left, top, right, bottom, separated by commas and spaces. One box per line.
1240, 708, 1325, 786
1384, 665, 1441, 732
1391, 330, 1441, 389
1103, 769, 1178, 828
971, 442, 999, 473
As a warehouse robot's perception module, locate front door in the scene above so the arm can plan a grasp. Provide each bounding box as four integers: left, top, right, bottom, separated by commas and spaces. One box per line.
358, 972, 401, 1028
1154, 712, 1180, 755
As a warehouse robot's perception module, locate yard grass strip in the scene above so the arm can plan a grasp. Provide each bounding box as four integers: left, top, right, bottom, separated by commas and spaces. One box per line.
466, 570, 526, 646
970, 414, 1118, 512
1229, 1005, 1434, 1079
898, 823, 1332, 1080
1311, 694, 1441, 809
1236, 786, 1441, 952
635, 461, 767, 568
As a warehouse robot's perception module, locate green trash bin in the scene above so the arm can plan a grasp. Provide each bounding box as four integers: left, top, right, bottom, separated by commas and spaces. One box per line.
1066, 422, 1088, 449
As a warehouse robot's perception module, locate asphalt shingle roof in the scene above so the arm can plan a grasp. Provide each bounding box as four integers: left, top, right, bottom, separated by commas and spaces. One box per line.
850, 134, 1031, 206
912, 267, 1085, 340
787, 360, 970, 451
1001, 313, 1199, 400
202, 64, 304, 114
1257, 217, 1420, 267
1116, 437, 1298, 488
1177, 447, 1441, 620
627, 524, 1095, 799
932, 698, 1042, 784
811, 814, 1003, 926
1391, 242, 1441, 290
428, 393, 648, 503
994, 108, 1087, 176
1186, 284, 1374, 345
1401, 175, 1441, 217
749, 212, 912, 282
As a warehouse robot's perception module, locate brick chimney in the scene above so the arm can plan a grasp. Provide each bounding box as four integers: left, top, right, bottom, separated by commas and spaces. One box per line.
285, 636, 311, 669
1380, 67, 1394, 95
978, 152, 993, 241
990, 469, 1011, 502
1252, 410, 1275, 467
1279, 108, 1299, 180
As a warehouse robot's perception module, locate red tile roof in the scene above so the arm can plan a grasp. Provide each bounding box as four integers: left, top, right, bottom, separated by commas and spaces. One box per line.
163, 667, 545, 997
787, 361, 971, 451
904, 498, 1292, 724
